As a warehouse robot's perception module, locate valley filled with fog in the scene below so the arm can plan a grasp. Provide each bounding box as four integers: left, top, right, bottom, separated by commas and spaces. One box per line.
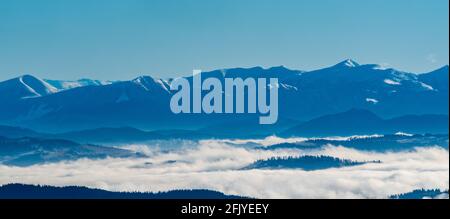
1, 135, 448, 199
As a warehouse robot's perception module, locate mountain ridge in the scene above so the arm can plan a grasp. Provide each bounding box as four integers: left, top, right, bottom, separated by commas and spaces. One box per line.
1, 60, 448, 132
0, 184, 246, 199
1, 109, 447, 143
281, 109, 448, 137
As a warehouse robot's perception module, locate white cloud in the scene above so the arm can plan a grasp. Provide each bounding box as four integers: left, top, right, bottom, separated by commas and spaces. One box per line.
219, 135, 384, 147
219, 135, 308, 147
0, 139, 448, 199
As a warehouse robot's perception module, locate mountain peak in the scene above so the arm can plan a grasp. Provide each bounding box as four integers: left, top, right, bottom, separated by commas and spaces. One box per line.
19, 74, 58, 96
132, 75, 170, 93
20, 74, 38, 80
334, 59, 360, 68
269, 65, 288, 70
132, 75, 156, 84
0, 74, 57, 100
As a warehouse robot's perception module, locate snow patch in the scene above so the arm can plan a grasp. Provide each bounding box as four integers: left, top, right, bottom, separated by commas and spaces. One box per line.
44, 79, 113, 91
19, 77, 41, 98
343, 59, 359, 67
384, 79, 401, 85
155, 79, 170, 93
395, 132, 413, 137
280, 83, 298, 91
133, 76, 170, 93
366, 98, 379, 104
419, 82, 435, 91
19, 76, 57, 98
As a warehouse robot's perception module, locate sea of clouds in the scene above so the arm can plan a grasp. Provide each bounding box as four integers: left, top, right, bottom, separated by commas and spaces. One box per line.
0, 136, 448, 198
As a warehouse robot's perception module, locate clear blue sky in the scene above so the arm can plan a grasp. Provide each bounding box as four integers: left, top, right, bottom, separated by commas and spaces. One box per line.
0, 0, 448, 81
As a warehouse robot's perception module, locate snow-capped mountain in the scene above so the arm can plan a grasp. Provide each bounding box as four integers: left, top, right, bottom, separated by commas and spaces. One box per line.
0, 74, 57, 101
418, 65, 449, 91
334, 59, 361, 68
0, 60, 447, 132
0, 74, 174, 131
44, 79, 115, 91
278, 59, 448, 120
132, 76, 171, 94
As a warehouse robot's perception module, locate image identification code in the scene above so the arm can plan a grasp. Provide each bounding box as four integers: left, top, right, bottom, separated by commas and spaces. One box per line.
181, 203, 270, 216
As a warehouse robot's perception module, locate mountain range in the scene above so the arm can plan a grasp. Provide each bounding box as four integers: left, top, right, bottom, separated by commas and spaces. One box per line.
0, 108, 447, 144
0, 59, 448, 135
281, 109, 448, 137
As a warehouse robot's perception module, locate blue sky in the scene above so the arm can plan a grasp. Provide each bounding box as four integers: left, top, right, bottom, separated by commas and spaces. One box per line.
0, 0, 448, 81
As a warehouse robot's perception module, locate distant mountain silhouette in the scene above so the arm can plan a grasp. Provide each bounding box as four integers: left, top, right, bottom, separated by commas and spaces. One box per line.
281, 109, 448, 137
197, 117, 300, 138
0, 125, 41, 138
0, 108, 447, 144
0, 184, 246, 199
0, 136, 142, 166
0, 125, 211, 144
52, 127, 211, 144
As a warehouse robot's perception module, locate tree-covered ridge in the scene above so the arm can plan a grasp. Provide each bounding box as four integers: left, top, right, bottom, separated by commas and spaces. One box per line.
390, 189, 449, 199
0, 184, 246, 199
266, 134, 449, 152
243, 155, 380, 171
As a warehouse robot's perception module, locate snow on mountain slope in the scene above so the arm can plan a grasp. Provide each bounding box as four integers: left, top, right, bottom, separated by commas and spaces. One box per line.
419, 65, 449, 91
0, 60, 447, 132
44, 79, 115, 91
334, 59, 360, 68
0, 74, 57, 100
132, 76, 170, 93
278, 59, 447, 120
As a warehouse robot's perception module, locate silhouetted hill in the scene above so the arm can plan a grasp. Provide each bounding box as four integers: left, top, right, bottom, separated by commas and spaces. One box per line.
52, 127, 162, 144
52, 128, 212, 144
281, 109, 448, 137
0, 136, 142, 166
267, 134, 449, 152
0, 125, 42, 138
0, 184, 246, 199
390, 189, 449, 199
242, 155, 379, 171
0, 125, 211, 144
198, 118, 300, 138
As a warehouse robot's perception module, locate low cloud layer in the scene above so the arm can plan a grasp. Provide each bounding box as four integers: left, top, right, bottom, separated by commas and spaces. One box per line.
0, 138, 448, 198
